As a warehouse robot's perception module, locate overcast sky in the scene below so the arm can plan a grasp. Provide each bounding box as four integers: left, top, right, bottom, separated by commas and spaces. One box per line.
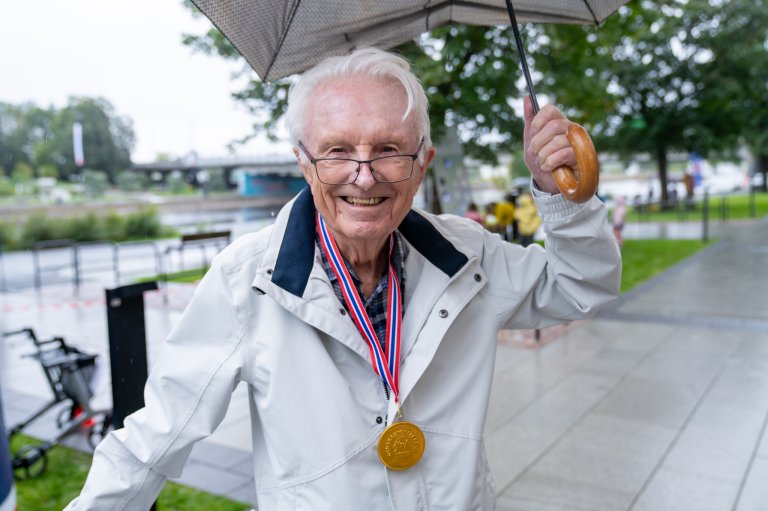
0, 0, 292, 163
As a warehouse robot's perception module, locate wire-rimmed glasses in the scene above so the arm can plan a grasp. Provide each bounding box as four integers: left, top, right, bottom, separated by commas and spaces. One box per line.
298, 138, 424, 185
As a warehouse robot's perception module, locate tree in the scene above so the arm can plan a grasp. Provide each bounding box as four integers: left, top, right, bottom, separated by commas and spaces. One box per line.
694, 0, 768, 191
52, 97, 135, 182
534, 0, 768, 203
0, 102, 56, 177
0, 97, 135, 183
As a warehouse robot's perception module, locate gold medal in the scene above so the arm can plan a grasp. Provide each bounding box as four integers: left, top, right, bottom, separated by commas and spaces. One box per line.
377, 421, 426, 470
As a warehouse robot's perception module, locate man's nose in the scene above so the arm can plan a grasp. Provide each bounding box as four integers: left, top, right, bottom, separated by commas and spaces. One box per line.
353, 162, 377, 189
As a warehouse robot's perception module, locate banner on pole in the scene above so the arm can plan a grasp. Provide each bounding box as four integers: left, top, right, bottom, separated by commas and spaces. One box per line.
73, 121, 85, 167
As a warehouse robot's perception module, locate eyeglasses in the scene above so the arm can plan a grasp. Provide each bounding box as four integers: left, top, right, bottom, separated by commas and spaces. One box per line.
298, 138, 425, 185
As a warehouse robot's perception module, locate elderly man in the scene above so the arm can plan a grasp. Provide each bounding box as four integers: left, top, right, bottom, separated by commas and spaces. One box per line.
67, 47, 620, 510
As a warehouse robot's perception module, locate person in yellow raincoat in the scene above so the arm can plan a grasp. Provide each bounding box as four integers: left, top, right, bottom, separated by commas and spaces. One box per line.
494, 194, 516, 241
514, 193, 541, 247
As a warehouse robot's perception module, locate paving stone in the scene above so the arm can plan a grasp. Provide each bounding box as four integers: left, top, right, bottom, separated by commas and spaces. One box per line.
495, 493, 597, 511
593, 375, 705, 429
632, 467, 740, 511
735, 457, 768, 511
504, 471, 634, 511
531, 414, 677, 493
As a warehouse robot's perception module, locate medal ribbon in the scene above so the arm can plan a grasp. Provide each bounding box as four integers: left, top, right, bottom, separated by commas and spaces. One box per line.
316, 213, 402, 404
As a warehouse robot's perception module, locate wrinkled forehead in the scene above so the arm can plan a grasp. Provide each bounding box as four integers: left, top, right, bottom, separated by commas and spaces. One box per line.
303, 75, 415, 141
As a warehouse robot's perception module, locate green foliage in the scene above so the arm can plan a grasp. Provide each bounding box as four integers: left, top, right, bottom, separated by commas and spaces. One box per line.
0, 176, 15, 196
12, 161, 34, 182
20, 214, 62, 246
122, 207, 163, 239
102, 211, 126, 240
115, 170, 144, 192
60, 212, 104, 241
81, 169, 108, 197
534, 0, 768, 203
167, 173, 193, 194
37, 163, 59, 179
7, 208, 175, 250
0, 220, 16, 247
0, 97, 135, 183
9, 434, 249, 511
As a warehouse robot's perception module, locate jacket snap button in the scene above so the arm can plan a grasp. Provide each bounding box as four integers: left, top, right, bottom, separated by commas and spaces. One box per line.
266, 268, 273, 275
439, 309, 449, 318
340, 308, 347, 316
376, 416, 383, 424
474, 273, 482, 282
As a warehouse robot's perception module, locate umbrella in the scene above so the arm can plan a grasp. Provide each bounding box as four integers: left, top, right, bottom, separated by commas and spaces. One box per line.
190, 0, 630, 202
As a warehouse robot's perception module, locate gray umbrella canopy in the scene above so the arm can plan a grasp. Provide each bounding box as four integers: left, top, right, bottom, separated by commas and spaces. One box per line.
191, 0, 629, 82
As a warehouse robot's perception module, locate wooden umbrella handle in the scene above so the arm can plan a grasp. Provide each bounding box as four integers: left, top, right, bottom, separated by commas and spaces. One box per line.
552, 124, 600, 203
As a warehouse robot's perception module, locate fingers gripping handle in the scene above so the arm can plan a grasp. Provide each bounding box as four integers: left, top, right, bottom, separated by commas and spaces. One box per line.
552, 124, 600, 203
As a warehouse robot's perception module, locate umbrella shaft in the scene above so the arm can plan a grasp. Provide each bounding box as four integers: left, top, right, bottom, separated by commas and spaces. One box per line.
505, 0, 540, 114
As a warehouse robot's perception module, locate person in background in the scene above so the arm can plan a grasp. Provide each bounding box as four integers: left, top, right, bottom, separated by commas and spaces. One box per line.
494, 194, 516, 241
612, 196, 627, 248
514, 193, 541, 247
483, 202, 500, 234
464, 202, 484, 224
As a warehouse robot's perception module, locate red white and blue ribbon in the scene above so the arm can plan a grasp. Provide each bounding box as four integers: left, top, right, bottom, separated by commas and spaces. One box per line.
316, 213, 402, 404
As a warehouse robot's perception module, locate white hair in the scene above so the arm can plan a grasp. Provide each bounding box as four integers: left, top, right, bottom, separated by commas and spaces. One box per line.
285, 47, 432, 160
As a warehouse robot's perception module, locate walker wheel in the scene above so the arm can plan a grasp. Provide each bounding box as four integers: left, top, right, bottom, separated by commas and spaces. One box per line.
12, 444, 48, 480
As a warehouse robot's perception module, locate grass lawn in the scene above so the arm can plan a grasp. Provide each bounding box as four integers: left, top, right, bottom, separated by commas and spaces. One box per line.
136, 267, 210, 284
619, 238, 714, 293
9, 434, 251, 511
625, 191, 768, 223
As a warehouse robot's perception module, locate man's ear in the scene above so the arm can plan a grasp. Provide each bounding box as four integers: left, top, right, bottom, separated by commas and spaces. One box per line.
294, 146, 314, 185
414, 146, 437, 187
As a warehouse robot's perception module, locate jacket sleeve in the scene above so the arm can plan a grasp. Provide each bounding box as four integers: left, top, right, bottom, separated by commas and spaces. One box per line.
64, 258, 247, 510
483, 193, 621, 329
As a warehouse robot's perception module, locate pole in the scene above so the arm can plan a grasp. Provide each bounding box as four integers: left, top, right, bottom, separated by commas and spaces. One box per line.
504, 0, 540, 114
702, 189, 710, 242
0, 384, 17, 511
0, 241, 6, 292
105, 281, 159, 510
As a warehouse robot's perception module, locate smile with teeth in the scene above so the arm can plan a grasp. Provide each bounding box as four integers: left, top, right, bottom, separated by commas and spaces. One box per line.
344, 196, 384, 206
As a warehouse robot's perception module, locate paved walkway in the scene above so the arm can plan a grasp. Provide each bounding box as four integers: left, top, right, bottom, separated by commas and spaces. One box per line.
1, 217, 767, 510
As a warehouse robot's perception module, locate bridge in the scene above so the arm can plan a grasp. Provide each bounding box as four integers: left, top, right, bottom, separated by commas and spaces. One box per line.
131, 154, 305, 196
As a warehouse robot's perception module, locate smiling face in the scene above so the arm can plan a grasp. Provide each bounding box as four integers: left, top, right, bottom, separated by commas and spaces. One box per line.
297, 76, 435, 259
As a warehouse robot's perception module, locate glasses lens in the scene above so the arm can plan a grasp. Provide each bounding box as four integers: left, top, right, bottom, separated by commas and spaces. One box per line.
371, 156, 413, 182
316, 159, 360, 184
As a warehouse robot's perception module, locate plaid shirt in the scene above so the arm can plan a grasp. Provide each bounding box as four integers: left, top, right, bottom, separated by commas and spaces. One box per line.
316, 232, 408, 351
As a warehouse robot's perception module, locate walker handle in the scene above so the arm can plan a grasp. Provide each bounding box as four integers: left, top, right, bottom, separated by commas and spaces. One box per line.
552, 124, 600, 203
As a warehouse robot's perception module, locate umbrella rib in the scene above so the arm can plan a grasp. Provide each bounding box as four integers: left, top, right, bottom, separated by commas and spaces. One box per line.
264, 0, 303, 81
580, 0, 599, 25
441, 1, 597, 24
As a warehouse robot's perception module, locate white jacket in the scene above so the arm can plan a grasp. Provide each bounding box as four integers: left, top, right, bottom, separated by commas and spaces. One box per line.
66, 187, 621, 510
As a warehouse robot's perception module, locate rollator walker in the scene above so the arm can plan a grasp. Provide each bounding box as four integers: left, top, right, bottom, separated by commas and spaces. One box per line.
3, 328, 111, 479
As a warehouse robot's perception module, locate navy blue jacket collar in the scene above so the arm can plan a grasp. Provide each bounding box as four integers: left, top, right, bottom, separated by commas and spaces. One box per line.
271, 187, 469, 297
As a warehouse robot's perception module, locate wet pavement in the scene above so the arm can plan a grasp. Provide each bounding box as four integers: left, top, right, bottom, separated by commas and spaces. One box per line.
1, 216, 767, 510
